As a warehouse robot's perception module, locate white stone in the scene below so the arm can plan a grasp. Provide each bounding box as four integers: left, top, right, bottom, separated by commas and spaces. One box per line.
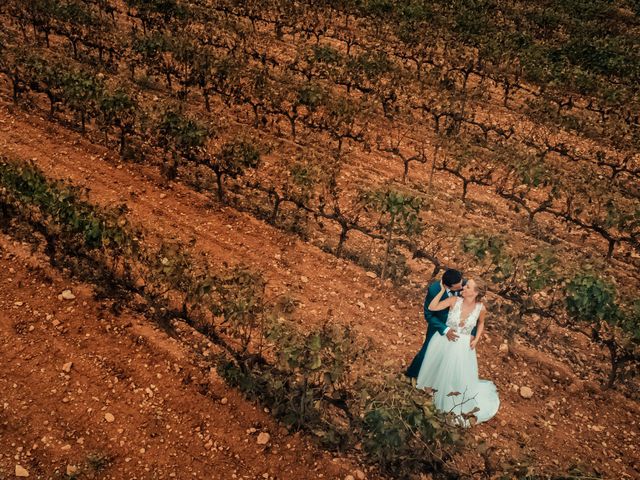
256, 432, 270, 445
61, 290, 76, 300
15, 465, 29, 477
519, 386, 534, 399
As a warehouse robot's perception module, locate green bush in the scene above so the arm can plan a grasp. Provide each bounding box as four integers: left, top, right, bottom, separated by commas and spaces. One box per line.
566, 274, 619, 323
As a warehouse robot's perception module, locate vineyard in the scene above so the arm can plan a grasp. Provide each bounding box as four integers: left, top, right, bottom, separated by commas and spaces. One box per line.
0, 0, 638, 479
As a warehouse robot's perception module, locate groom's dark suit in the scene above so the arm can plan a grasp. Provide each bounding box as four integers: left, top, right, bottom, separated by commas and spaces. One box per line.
406, 281, 477, 379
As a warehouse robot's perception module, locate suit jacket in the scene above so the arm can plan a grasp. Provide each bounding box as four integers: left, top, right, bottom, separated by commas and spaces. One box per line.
423, 281, 453, 346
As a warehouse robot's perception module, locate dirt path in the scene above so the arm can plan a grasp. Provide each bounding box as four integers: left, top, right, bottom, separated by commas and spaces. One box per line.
0, 102, 638, 479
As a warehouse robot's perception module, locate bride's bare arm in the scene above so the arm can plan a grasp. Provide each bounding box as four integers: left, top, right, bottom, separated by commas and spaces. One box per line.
470, 305, 486, 350
428, 282, 457, 311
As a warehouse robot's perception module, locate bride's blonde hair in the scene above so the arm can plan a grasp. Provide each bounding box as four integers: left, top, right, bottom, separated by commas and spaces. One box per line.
473, 278, 487, 301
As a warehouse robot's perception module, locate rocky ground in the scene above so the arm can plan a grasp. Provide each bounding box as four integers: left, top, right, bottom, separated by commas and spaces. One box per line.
0, 101, 639, 479
0, 235, 368, 479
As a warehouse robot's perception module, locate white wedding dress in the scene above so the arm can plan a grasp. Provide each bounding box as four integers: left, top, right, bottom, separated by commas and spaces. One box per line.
416, 298, 499, 426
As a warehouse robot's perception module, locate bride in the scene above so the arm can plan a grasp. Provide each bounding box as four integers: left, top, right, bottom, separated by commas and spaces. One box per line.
416, 278, 499, 425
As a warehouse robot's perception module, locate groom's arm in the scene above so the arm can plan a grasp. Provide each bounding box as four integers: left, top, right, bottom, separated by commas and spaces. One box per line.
423, 284, 450, 336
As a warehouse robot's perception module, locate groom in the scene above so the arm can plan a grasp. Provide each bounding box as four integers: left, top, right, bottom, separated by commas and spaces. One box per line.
406, 269, 475, 379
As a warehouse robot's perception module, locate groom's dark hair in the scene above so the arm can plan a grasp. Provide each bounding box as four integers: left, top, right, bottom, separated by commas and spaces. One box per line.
442, 269, 463, 288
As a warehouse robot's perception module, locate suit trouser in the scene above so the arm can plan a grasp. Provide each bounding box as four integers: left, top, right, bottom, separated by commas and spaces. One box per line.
406, 334, 430, 378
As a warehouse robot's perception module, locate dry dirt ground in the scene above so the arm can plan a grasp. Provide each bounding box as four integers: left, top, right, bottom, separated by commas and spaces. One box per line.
0, 234, 366, 479
0, 101, 639, 479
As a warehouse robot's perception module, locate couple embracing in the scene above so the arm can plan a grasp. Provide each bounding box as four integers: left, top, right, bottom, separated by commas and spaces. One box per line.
407, 269, 499, 425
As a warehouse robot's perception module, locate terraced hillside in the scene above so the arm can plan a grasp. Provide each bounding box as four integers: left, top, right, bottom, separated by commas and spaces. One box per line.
0, 1, 638, 479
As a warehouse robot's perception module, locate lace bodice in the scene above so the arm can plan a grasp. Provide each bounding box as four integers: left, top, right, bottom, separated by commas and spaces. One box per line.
446, 298, 482, 335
